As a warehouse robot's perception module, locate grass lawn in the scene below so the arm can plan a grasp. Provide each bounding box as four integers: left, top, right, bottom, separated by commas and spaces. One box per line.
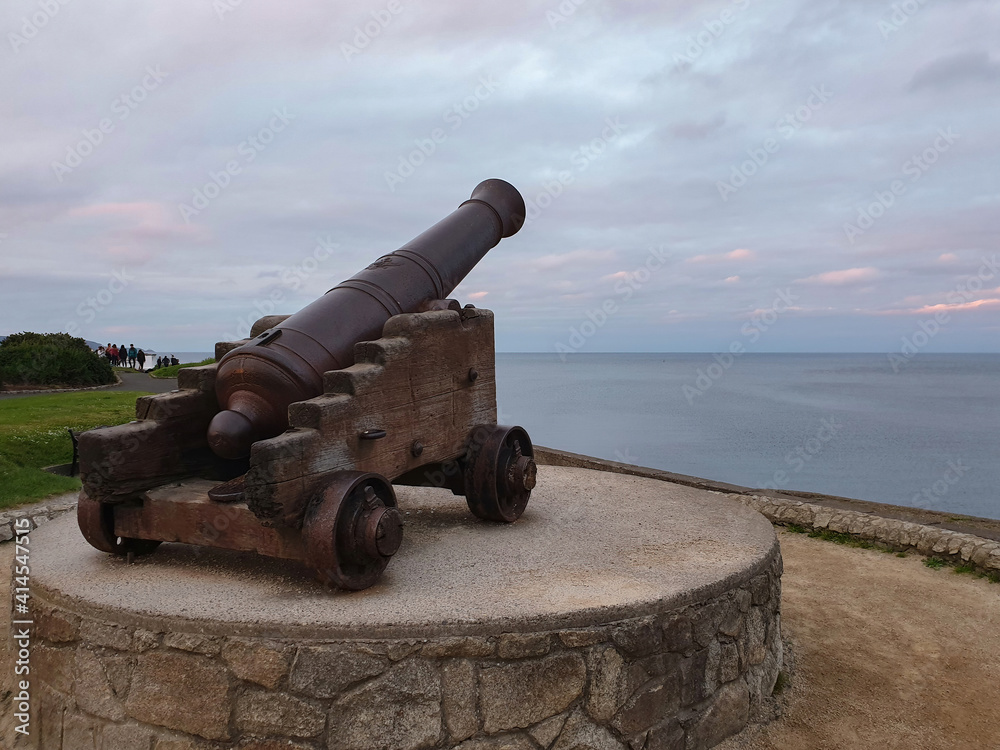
0, 391, 151, 510
148, 357, 215, 379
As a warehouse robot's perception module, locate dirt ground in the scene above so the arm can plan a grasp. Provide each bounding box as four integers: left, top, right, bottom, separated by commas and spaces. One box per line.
1, 528, 998, 749
720, 530, 1000, 750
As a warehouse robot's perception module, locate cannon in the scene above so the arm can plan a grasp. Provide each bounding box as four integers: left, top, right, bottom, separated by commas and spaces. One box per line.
76, 179, 537, 590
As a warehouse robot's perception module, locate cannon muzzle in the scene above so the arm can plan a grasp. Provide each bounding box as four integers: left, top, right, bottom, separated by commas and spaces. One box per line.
207, 179, 526, 459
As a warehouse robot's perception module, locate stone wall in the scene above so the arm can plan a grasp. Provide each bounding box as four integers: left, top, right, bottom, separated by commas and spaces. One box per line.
25, 549, 782, 750
732, 494, 1000, 575
0, 495, 76, 543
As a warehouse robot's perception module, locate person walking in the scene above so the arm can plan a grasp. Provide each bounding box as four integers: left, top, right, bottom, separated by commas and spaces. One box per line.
128, 345, 138, 369
136, 349, 146, 372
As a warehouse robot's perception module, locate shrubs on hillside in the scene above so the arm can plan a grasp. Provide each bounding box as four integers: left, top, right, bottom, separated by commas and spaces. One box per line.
0, 332, 115, 390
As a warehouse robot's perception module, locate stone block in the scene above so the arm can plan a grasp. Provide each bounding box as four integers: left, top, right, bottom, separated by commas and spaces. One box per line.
236, 740, 315, 750
100, 652, 135, 697
125, 651, 231, 740
328, 659, 441, 750
685, 679, 749, 750
222, 639, 290, 689
75, 647, 126, 720
611, 618, 662, 658
163, 632, 222, 656
103, 722, 156, 750
290, 645, 388, 698
35, 606, 80, 643
719, 641, 740, 684
455, 734, 536, 750
611, 675, 680, 737
558, 629, 607, 648
646, 720, 684, 750
0, 523, 13, 542
80, 619, 132, 650
480, 652, 586, 733
739, 609, 767, 667
529, 714, 567, 748
63, 711, 99, 750
678, 650, 709, 708
420, 636, 495, 659
586, 645, 627, 721
498, 632, 551, 659
33, 643, 74, 694
235, 689, 325, 738
553, 710, 626, 750
661, 614, 694, 654
442, 659, 478, 742
132, 629, 161, 652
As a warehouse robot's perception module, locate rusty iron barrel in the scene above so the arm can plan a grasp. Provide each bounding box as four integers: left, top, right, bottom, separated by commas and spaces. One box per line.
207, 179, 526, 460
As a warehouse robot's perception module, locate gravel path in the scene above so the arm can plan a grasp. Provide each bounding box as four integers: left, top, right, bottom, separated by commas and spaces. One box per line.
0, 370, 176, 400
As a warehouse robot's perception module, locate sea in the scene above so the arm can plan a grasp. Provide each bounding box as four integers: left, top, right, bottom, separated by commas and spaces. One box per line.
168, 351, 999, 521
495, 353, 999, 521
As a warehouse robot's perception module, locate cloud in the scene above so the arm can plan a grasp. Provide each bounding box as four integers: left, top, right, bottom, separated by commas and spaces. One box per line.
938, 253, 959, 263
796, 268, 881, 286
909, 52, 1000, 91
688, 249, 756, 263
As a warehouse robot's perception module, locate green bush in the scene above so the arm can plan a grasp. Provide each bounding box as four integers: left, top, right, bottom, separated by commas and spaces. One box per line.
0, 332, 115, 389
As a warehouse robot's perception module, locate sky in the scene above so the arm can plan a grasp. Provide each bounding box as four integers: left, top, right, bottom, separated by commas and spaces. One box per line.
1, 0, 998, 354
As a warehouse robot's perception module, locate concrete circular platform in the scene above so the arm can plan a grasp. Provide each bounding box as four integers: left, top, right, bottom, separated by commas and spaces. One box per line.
26, 465, 783, 750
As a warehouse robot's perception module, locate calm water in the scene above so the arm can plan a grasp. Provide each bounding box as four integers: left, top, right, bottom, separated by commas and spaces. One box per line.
494, 353, 1000, 520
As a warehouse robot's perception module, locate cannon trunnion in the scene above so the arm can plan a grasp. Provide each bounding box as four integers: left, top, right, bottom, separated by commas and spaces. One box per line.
76, 181, 535, 591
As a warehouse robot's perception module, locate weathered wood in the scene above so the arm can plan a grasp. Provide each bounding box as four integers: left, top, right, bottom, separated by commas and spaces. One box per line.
244, 308, 497, 527
81, 388, 220, 502
114, 480, 306, 560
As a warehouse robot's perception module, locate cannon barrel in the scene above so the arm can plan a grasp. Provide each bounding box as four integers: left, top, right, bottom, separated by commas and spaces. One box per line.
207, 179, 526, 460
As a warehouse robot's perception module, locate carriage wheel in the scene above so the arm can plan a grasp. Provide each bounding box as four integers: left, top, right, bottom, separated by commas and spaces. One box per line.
464, 425, 536, 523
303, 472, 403, 591
77, 491, 162, 557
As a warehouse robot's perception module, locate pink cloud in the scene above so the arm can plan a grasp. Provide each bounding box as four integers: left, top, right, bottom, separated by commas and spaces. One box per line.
938, 253, 959, 263
688, 248, 756, 263
913, 298, 1000, 314
467, 291, 489, 300
796, 267, 880, 285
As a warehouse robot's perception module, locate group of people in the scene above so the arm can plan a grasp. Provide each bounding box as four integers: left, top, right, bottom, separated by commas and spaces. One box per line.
94, 344, 179, 373
154, 355, 180, 369
97, 343, 146, 371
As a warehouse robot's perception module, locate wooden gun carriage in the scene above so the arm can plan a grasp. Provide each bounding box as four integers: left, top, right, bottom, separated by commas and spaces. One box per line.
76, 180, 536, 590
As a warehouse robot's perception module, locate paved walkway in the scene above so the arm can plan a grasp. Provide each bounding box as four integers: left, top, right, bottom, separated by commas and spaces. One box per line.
0, 370, 177, 400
